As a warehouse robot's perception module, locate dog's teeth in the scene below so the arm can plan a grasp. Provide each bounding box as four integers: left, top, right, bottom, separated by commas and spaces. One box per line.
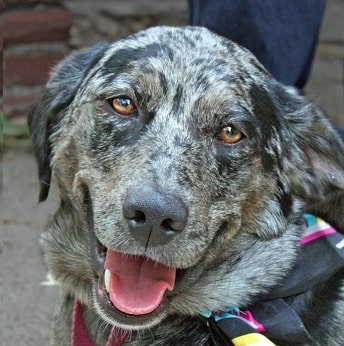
104, 269, 111, 292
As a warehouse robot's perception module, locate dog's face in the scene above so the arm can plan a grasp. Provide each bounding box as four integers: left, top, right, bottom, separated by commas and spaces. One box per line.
29, 27, 344, 331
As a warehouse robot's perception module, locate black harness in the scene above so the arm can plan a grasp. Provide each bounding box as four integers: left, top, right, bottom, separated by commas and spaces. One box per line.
202, 215, 344, 346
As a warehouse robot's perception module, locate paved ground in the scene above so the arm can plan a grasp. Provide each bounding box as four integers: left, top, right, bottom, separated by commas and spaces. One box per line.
2, 150, 60, 344
2, 1, 343, 345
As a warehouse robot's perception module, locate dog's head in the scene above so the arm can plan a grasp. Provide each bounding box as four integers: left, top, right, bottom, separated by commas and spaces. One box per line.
28, 26, 344, 330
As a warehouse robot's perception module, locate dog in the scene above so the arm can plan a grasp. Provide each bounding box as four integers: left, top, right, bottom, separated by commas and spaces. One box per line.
28, 26, 344, 345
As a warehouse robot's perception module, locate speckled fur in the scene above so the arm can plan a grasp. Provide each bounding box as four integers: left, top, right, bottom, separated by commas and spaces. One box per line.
28, 27, 344, 345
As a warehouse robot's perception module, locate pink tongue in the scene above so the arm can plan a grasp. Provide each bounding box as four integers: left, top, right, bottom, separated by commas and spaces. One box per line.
104, 250, 176, 315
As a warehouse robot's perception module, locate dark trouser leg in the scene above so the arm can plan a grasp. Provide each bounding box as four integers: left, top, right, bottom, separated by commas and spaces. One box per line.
188, 0, 325, 89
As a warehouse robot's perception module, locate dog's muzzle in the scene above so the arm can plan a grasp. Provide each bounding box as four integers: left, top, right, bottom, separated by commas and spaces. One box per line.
84, 183, 187, 327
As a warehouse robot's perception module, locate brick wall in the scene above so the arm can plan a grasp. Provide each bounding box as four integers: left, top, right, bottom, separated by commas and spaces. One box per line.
3, 0, 72, 119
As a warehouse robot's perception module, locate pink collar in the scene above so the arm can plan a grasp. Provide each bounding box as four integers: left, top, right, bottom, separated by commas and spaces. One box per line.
71, 299, 129, 346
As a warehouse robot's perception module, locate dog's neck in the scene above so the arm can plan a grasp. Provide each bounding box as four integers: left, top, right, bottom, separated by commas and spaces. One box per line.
71, 214, 344, 346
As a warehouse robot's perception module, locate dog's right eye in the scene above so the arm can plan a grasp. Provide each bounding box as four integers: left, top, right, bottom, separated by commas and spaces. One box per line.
218, 125, 244, 144
109, 97, 137, 116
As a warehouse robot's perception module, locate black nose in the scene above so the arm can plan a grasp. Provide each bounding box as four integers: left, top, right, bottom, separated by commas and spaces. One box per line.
123, 186, 188, 247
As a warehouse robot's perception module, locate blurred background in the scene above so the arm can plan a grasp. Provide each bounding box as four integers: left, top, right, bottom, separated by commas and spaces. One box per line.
1, 0, 343, 345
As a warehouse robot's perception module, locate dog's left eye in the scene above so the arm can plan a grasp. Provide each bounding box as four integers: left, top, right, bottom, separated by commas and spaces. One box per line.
109, 97, 137, 116
218, 125, 244, 144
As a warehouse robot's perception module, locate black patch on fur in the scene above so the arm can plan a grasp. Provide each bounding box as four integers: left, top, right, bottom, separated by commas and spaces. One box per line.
101, 44, 174, 80
171, 84, 184, 115
90, 116, 143, 158
158, 71, 169, 97
248, 85, 278, 140
248, 84, 284, 173
277, 180, 293, 218
261, 151, 275, 172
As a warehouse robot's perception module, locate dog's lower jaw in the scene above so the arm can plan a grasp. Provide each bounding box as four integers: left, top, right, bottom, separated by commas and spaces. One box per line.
92, 282, 169, 331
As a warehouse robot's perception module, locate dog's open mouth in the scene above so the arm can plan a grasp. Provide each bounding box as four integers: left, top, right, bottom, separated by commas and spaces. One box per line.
102, 249, 176, 315
90, 228, 180, 326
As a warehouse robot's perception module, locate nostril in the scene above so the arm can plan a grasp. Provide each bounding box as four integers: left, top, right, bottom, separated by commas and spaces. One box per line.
161, 218, 174, 231
133, 210, 146, 223
123, 202, 146, 222
161, 218, 184, 232
127, 211, 147, 231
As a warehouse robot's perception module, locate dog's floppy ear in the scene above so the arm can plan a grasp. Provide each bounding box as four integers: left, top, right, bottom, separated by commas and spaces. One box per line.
28, 42, 109, 202
275, 83, 344, 208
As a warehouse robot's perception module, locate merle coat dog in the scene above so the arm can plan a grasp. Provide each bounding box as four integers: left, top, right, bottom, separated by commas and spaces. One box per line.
28, 27, 344, 345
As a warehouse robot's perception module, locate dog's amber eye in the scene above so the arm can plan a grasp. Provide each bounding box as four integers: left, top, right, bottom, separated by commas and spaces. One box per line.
219, 125, 244, 144
110, 97, 137, 116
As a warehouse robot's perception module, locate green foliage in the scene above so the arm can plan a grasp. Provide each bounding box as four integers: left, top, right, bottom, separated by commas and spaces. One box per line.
1, 111, 31, 148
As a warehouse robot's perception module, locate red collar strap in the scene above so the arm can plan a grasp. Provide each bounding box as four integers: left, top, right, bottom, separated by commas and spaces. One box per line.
71, 299, 129, 346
